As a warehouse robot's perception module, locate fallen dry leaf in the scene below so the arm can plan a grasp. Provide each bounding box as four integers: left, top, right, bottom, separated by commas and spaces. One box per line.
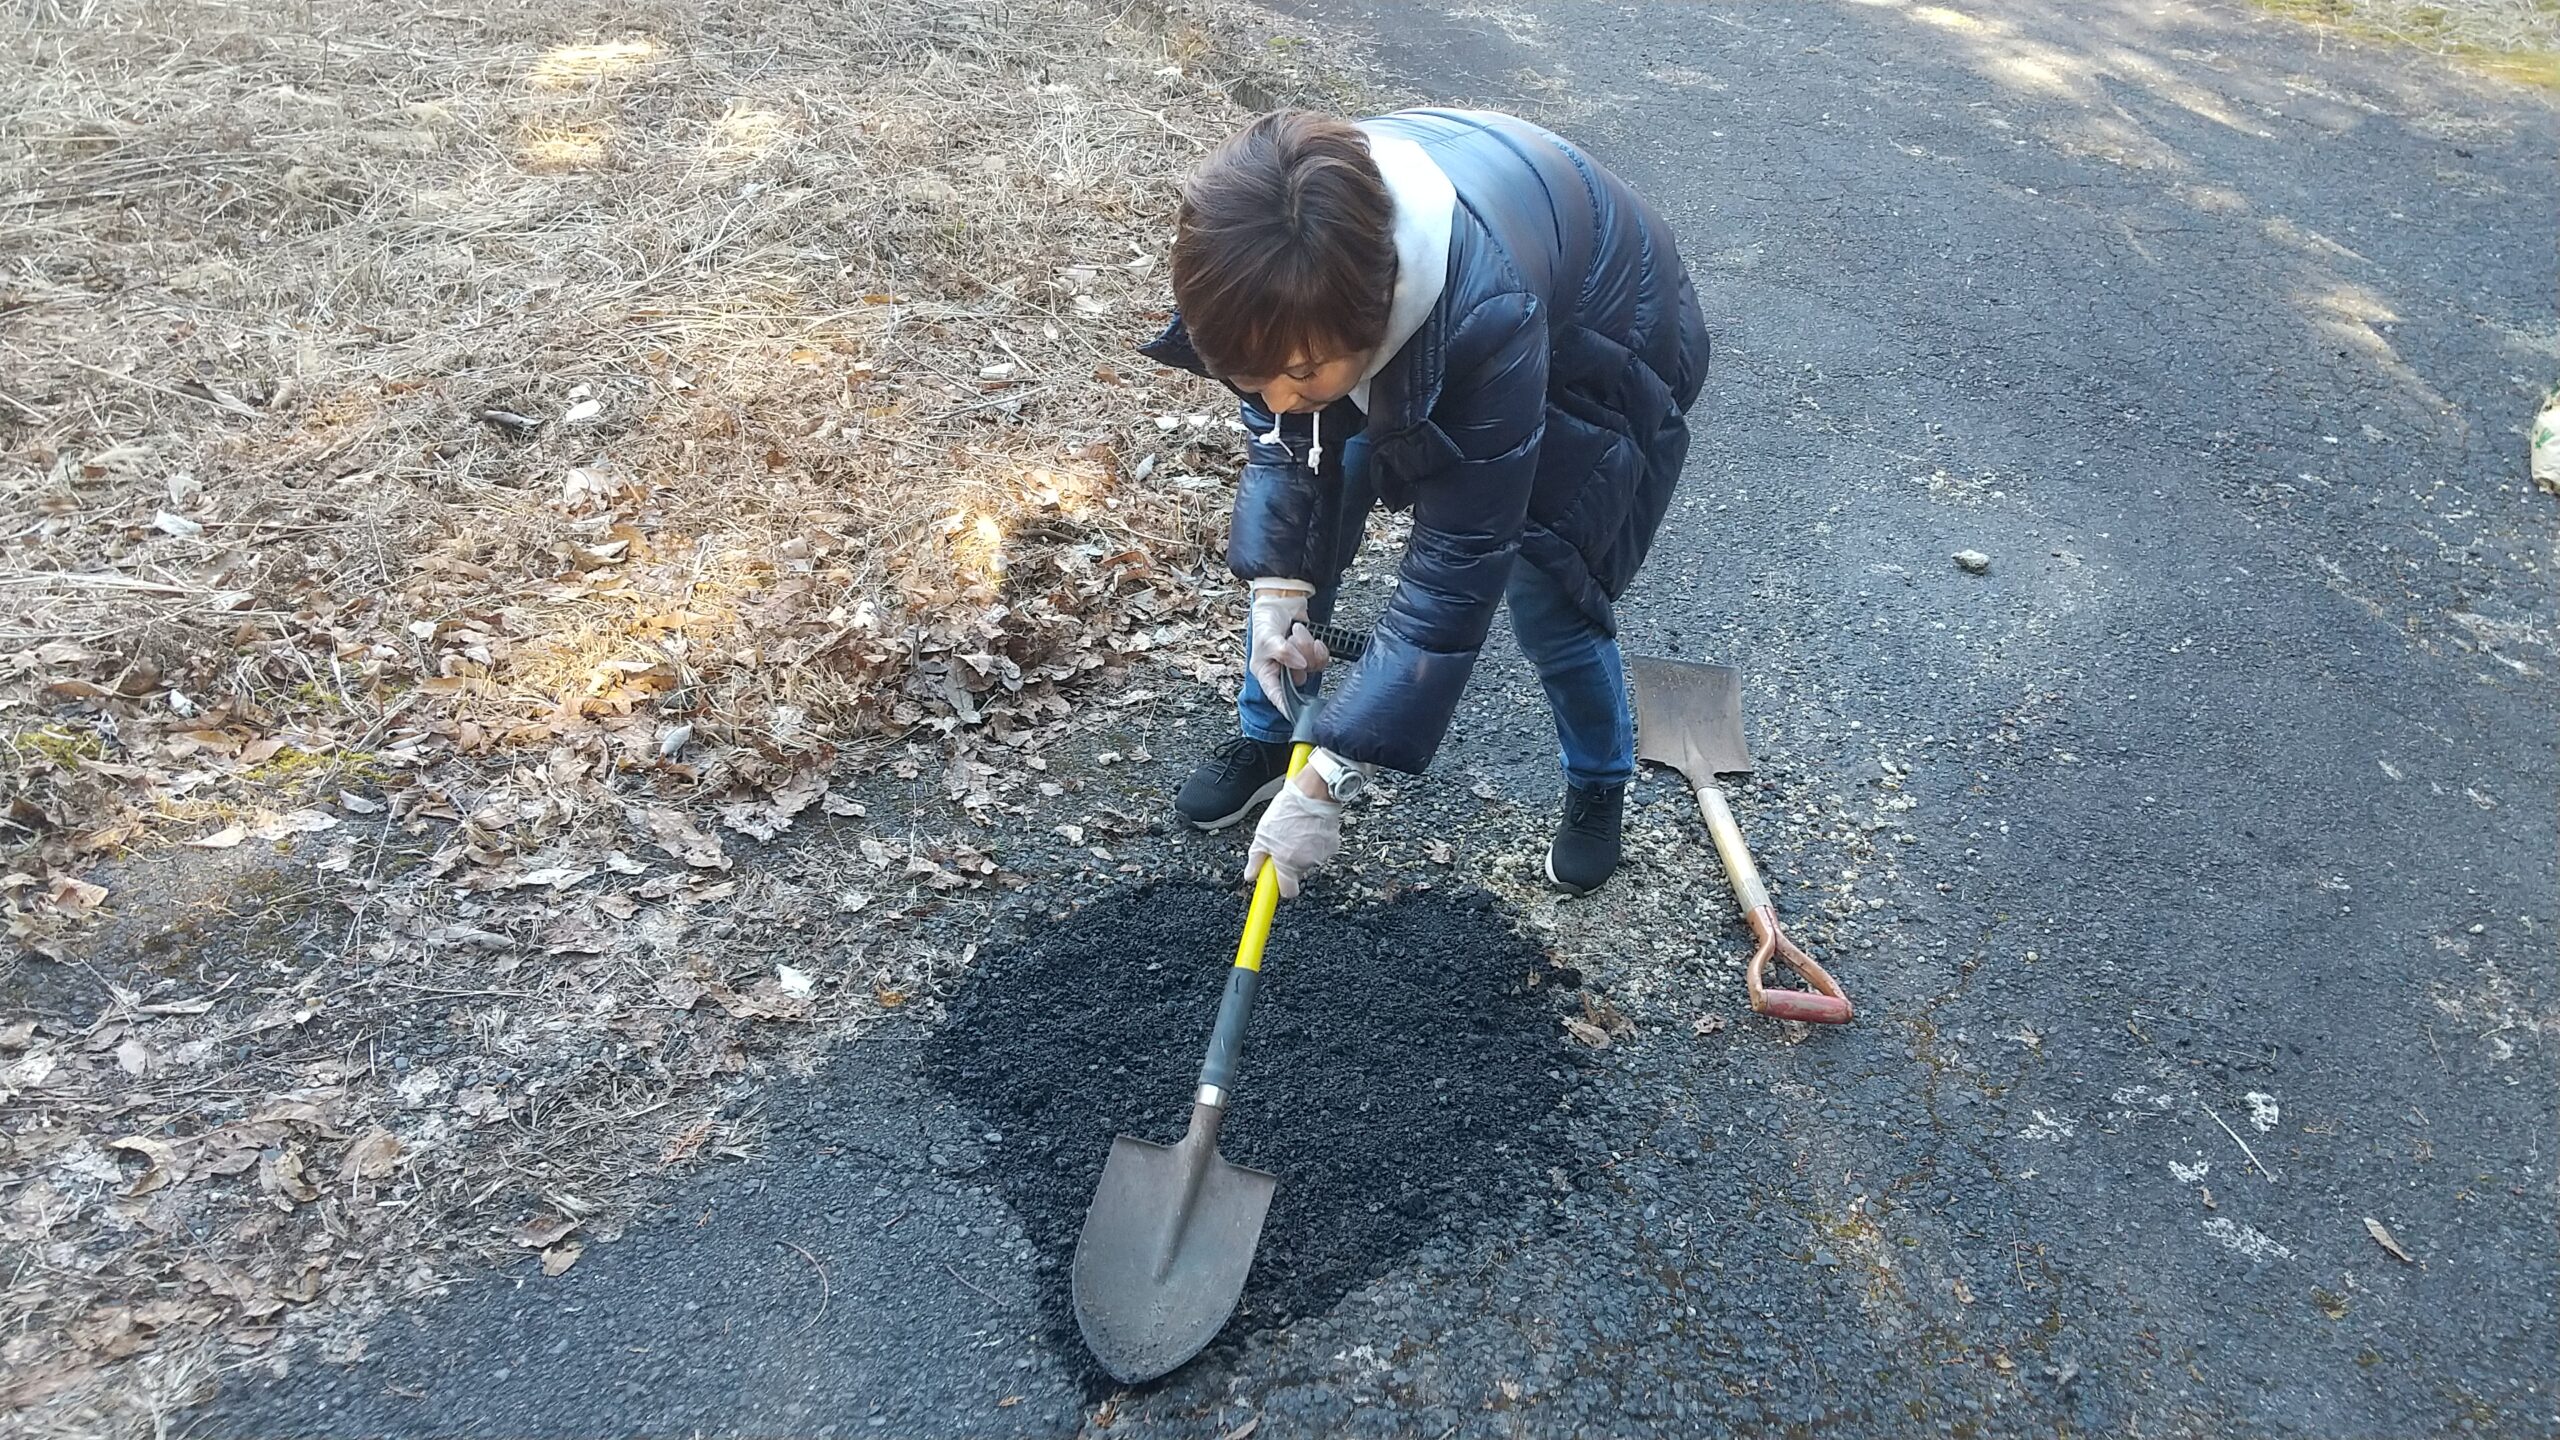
340, 1126, 402, 1185
1581, 990, 1636, 1039
1562, 1017, 1612, 1050
655, 973, 707, 1011
2364, 1216, 2415, 1265
110, 1135, 187, 1195
180, 1258, 260, 1304
48, 874, 109, 915
514, 1213, 579, 1249
260, 1146, 319, 1204
250, 1096, 342, 1131
641, 805, 730, 870
188, 823, 248, 849
250, 808, 339, 839
279, 1260, 327, 1304
514, 865, 597, 891
718, 767, 828, 840
541, 1243, 584, 1276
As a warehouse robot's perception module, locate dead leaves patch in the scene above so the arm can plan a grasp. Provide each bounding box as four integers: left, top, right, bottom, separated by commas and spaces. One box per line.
0, 0, 1257, 1423
1562, 991, 1639, 1050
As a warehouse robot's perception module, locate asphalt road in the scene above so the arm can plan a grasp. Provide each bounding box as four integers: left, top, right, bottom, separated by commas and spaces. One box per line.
208, 1, 2557, 1436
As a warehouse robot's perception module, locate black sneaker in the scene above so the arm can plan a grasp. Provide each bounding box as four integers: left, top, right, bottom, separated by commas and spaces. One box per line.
1175, 736, 1294, 830
1545, 781, 1626, 895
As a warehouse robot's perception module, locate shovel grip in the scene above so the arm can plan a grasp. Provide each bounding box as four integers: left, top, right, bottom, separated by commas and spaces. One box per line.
1695, 783, 1769, 914
1201, 732, 1317, 1101
1197, 963, 1260, 1098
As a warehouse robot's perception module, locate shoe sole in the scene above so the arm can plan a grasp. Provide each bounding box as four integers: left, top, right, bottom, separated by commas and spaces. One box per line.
1183, 776, 1286, 832
1544, 844, 1608, 897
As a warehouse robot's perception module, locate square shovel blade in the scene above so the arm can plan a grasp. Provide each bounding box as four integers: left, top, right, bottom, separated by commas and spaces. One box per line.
1630, 655, 1752, 788
1072, 1132, 1276, 1384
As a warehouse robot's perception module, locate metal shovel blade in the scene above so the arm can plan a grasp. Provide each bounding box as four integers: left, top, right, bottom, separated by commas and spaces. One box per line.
1072, 1120, 1276, 1384
1630, 655, 1753, 787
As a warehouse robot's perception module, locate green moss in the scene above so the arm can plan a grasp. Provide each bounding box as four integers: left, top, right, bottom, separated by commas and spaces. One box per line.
21, 726, 105, 769
2251, 0, 2560, 90
242, 745, 388, 793
2480, 46, 2560, 86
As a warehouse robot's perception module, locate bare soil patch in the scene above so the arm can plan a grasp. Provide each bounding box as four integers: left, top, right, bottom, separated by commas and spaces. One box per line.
922, 879, 1584, 1381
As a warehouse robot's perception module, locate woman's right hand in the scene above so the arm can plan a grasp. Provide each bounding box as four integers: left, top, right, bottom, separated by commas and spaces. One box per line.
1248, 580, 1329, 717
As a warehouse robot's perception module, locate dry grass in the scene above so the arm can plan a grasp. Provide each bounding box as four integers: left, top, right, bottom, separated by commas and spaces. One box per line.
0, 0, 1283, 950
2256, 0, 2560, 85
0, 0, 1361, 1430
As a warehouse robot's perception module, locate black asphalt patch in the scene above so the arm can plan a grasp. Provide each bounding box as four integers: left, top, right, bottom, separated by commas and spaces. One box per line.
924, 880, 1584, 1367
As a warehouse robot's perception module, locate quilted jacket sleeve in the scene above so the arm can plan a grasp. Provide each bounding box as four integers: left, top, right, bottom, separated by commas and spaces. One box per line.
1314, 291, 1546, 772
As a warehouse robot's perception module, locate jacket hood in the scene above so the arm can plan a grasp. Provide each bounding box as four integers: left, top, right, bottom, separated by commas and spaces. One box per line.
1347, 127, 1455, 414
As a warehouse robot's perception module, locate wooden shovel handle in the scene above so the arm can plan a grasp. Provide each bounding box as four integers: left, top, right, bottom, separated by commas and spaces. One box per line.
1692, 781, 1854, 1025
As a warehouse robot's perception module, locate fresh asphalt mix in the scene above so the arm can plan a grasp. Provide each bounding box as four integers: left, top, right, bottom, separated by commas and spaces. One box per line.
208, 1, 2554, 1435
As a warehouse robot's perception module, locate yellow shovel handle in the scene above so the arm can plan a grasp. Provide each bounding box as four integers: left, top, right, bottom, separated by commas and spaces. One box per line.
1231, 742, 1314, 974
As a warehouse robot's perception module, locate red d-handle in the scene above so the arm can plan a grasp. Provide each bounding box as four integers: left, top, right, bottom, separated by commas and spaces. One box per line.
1756, 988, 1854, 1024
1743, 907, 1855, 1025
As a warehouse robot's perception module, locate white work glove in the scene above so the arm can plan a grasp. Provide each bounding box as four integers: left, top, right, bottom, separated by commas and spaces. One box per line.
1247, 580, 1329, 720
1244, 777, 1345, 899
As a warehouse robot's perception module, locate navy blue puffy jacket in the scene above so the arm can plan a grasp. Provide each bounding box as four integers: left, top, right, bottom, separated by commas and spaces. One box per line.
1142, 109, 1708, 773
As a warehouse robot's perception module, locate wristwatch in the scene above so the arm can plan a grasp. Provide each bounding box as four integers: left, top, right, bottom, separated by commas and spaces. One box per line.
1306, 747, 1369, 803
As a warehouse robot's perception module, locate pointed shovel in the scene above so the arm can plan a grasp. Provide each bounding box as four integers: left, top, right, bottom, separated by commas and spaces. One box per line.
1072, 628, 1366, 1384
1630, 655, 1853, 1024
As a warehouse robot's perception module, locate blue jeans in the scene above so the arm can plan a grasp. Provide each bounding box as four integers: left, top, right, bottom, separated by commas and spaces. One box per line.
1237, 436, 1636, 791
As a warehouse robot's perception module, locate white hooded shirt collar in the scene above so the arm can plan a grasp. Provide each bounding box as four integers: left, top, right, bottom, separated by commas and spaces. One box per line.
1349, 126, 1456, 415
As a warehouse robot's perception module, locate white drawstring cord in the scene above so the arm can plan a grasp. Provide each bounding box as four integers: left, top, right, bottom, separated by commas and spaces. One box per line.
1259, 409, 1325, 471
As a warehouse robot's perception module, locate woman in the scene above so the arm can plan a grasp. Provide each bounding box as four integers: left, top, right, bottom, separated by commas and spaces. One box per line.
1144, 108, 1709, 897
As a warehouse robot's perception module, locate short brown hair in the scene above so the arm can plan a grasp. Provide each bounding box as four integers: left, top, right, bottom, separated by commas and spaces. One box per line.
1170, 110, 1396, 383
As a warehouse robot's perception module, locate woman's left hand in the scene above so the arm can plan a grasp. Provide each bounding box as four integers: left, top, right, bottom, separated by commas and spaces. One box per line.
1243, 773, 1345, 898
